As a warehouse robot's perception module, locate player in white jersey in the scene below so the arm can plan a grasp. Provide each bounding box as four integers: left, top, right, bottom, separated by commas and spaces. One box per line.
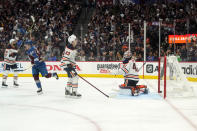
60, 34, 81, 98
2, 39, 19, 87
111, 52, 148, 96
116, 56, 139, 89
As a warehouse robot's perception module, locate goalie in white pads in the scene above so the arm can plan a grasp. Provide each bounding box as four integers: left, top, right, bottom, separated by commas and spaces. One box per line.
111, 53, 148, 96
2, 39, 19, 88
60, 34, 81, 98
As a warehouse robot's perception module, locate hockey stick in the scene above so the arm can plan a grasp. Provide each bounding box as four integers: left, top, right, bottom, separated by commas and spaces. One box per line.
15, 65, 33, 72
77, 74, 109, 98
137, 62, 146, 72
63, 59, 109, 98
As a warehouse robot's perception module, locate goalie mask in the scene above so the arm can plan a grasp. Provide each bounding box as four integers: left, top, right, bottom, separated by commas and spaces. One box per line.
123, 51, 132, 64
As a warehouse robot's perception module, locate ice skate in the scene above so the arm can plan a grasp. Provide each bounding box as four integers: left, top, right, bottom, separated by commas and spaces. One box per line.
70, 92, 82, 98
54, 72, 59, 80
65, 89, 71, 97
2, 82, 8, 88
37, 88, 43, 95
13, 82, 19, 88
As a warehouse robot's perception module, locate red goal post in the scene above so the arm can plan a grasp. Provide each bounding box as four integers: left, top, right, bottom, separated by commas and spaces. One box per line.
158, 56, 195, 99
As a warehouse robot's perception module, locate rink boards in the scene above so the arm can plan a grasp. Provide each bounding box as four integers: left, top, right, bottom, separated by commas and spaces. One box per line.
0, 61, 197, 81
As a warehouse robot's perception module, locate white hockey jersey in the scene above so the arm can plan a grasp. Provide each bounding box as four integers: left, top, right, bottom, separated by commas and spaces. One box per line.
113, 59, 139, 81
60, 46, 77, 67
4, 48, 18, 65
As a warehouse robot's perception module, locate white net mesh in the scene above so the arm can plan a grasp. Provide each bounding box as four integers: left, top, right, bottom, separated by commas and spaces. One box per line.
160, 56, 195, 98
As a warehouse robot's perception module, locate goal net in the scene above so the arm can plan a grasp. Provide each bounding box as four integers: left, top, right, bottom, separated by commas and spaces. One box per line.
158, 55, 195, 98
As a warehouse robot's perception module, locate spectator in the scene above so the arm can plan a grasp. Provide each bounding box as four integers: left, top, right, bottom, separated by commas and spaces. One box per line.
48, 53, 57, 61
147, 52, 155, 61
180, 45, 187, 61
78, 50, 86, 61
88, 51, 95, 61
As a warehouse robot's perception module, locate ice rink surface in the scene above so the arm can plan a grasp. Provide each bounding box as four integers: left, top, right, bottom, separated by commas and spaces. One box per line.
1, 77, 197, 131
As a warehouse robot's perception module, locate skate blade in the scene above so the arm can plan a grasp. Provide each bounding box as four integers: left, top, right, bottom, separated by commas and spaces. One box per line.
1, 86, 8, 88
70, 96, 81, 99
65, 95, 71, 98
37, 91, 43, 95
13, 85, 19, 88
65, 93, 81, 99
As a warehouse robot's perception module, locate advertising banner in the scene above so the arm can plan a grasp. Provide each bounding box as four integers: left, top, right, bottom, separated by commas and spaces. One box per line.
0, 61, 197, 81
168, 34, 197, 44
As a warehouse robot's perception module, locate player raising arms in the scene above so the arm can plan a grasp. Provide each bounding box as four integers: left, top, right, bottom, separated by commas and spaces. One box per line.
2, 39, 19, 88
60, 34, 81, 98
24, 38, 59, 94
111, 53, 140, 94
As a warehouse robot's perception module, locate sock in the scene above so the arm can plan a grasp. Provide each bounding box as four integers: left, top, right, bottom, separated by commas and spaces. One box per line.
72, 83, 78, 92
13, 76, 18, 84
2, 76, 7, 84
66, 82, 72, 91
35, 80, 42, 88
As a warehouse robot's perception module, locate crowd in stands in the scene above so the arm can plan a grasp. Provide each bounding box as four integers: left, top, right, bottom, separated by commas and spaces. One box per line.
81, 0, 197, 61
0, 0, 197, 62
0, 0, 82, 61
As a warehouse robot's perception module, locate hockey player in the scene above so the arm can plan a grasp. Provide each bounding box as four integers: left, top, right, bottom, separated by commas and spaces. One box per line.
110, 53, 141, 95
119, 56, 139, 89
60, 34, 81, 98
24, 40, 59, 94
2, 39, 19, 87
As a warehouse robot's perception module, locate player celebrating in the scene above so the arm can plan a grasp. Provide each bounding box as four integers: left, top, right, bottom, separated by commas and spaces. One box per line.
24, 39, 59, 94
111, 53, 140, 94
60, 34, 81, 98
2, 39, 19, 88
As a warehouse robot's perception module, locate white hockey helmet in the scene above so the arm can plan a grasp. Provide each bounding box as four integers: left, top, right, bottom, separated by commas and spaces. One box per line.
68, 34, 77, 44
9, 39, 16, 44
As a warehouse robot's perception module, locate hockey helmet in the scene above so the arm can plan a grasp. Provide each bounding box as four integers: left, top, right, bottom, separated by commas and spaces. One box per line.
9, 39, 16, 44
123, 50, 132, 59
68, 34, 77, 44
123, 51, 132, 64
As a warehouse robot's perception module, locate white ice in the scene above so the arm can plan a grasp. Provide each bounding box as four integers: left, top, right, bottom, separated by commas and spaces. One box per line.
0, 77, 197, 131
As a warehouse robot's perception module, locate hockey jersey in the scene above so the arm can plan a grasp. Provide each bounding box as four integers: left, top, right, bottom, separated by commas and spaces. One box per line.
60, 44, 77, 67
4, 45, 18, 65
26, 46, 42, 65
114, 59, 139, 81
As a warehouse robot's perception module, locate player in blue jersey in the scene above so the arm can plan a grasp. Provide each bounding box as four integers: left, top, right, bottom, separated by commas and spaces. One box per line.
24, 40, 59, 94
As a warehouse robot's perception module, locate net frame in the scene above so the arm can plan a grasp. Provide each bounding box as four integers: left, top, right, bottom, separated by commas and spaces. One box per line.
158, 55, 195, 99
